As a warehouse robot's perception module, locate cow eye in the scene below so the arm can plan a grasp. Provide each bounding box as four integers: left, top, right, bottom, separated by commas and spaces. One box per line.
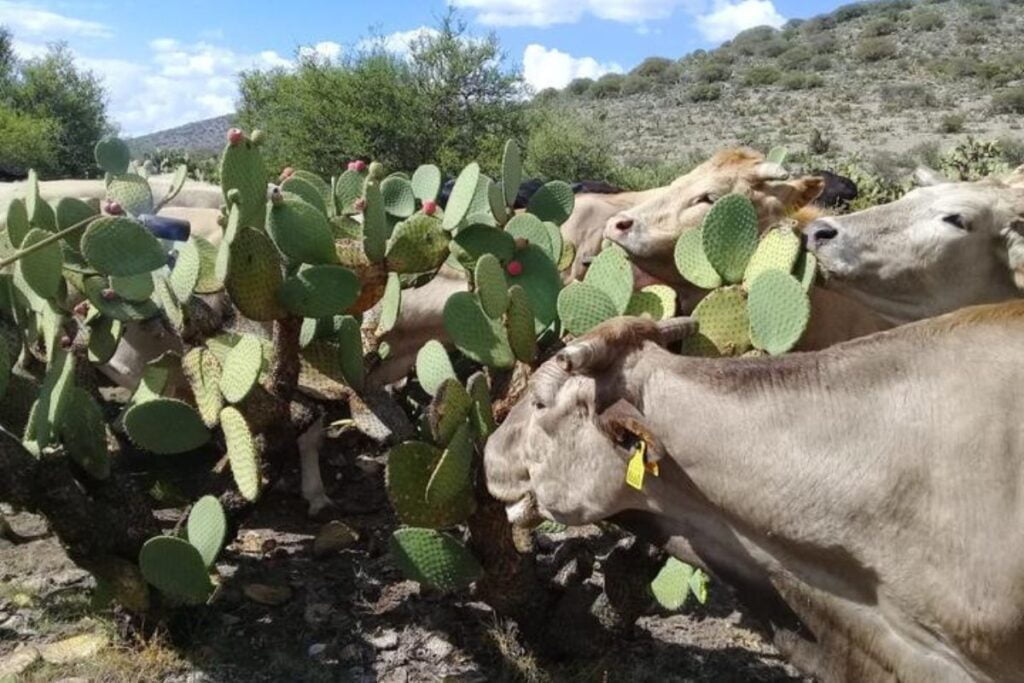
943, 214, 968, 231
695, 193, 716, 205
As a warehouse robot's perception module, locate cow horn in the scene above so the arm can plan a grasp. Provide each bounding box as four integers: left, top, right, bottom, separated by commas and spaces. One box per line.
753, 162, 790, 181
657, 317, 699, 343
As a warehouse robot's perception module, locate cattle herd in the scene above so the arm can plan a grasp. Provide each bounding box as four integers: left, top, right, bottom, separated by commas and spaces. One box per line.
3, 147, 1023, 682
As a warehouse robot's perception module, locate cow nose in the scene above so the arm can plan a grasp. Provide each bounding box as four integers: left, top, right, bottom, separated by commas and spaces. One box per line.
614, 218, 634, 231
803, 219, 839, 248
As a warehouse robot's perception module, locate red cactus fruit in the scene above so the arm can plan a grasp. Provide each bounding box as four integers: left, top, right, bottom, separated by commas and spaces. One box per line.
352, 160, 367, 173
104, 200, 124, 216
101, 288, 117, 301
423, 200, 438, 216
506, 260, 523, 277
354, 198, 367, 212
280, 166, 295, 181
73, 301, 89, 317
60, 335, 72, 349
227, 128, 244, 145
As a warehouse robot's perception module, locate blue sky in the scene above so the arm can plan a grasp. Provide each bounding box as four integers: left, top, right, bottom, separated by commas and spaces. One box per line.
2, 0, 843, 136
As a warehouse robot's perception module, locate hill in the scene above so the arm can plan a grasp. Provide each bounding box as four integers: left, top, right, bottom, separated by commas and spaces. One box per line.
127, 113, 235, 156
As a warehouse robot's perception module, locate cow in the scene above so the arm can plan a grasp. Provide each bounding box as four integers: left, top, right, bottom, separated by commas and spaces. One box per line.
810, 169, 858, 210
804, 176, 1024, 325
484, 308, 1024, 682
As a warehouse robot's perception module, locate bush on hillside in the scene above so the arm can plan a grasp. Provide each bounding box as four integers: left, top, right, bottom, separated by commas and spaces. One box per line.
880, 83, 937, 110
696, 63, 731, 83
810, 55, 833, 72
801, 15, 836, 34
566, 77, 595, 96
688, 83, 722, 102
856, 37, 898, 61
910, 10, 945, 31
968, 4, 1000, 21
621, 74, 654, 95
743, 65, 781, 86
732, 25, 778, 55
992, 87, 1024, 115
759, 39, 790, 58
777, 46, 813, 70
833, 2, 871, 22
956, 24, 987, 45
523, 106, 616, 182
631, 57, 673, 80
781, 72, 824, 90
589, 73, 626, 99
938, 113, 966, 134
863, 17, 898, 36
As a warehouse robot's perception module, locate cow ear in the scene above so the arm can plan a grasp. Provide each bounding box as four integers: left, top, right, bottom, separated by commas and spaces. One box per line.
1005, 218, 1024, 289
598, 399, 666, 464
787, 176, 825, 208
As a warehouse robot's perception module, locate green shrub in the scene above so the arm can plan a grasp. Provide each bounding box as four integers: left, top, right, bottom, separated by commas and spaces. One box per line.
880, 83, 937, 110
0, 106, 58, 174
588, 73, 625, 99
833, 2, 870, 22
777, 46, 813, 70
856, 37, 898, 62
938, 113, 966, 134
696, 63, 731, 83
621, 74, 654, 95
992, 87, 1024, 115
997, 136, 1024, 167
524, 106, 616, 181
957, 24, 987, 45
863, 18, 898, 36
732, 25, 778, 55
609, 158, 697, 191
910, 10, 945, 31
743, 65, 781, 86
810, 55, 833, 72
801, 15, 836, 34
781, 72, 824, 90
688, 83, 722, 102
808, 35, 838, 54
759, 39, 790, 58
566, 77, 595, 96
968, 4, 1000, 21
631, 57, 673, 79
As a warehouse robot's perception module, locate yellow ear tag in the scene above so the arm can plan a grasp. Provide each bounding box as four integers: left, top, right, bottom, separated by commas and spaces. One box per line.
625, 440, 647, 491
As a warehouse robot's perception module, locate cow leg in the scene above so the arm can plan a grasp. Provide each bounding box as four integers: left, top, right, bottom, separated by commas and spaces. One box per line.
298, 415, 332, 517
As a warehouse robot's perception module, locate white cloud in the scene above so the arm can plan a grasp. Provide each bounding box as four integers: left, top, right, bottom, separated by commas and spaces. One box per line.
695, 0, 785, 41
0, 0, 112, 37
360, 27, 438, 56
449, 0, 698, 27
522, 44, 621, 92
297, 40, 343, 61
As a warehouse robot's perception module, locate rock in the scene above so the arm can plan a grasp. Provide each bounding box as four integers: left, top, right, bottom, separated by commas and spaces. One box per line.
313, 521, 360, 558
243, 583, 293, 606
420, 634, 454, 662
364, 628, 399, 650
38, 632, 108, 664
308, 643, 327, 657
0, 645, 40, 677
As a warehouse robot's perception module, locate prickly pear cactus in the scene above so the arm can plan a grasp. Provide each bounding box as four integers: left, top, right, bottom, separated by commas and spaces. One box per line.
389, 527, 482, 593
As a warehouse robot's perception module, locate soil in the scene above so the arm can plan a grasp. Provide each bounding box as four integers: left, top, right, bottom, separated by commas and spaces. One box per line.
0, 434, 807, 683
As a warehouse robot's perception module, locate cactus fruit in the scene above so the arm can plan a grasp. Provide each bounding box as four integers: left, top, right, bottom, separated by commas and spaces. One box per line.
744, 227, 801, 285
527, 181, 574, 226
443, 292, 515, 368
225, 228, 288, 321
227, 128, 244, 145
389, 528, 482, 593
219, 133, 267, 231
350, 160, 367, 173
221, 406, 261, 501
506, 285, 536, 363
381, 176, 417, 218
416, 341, 456, 397
5, 198, 30, 247
386, 441, 473, 528
58, 387, 110, 480
138, 536, 214, 604
501, 139, 523, 208
378, 273, 402, 335
15, 228, 63, 299
474, 254, 509, 319
747, 270, 810, 355
186, 495, 227, 568
412, 164, 442, 203
650, 557, 695, 611
558, 281, 619, 337
506, 260, 523, 277
94, 136, 131, 175
123, 398, 211, 454
429, 378, 473, 446
110, 273, 154, 302
423, 200, 438, 216
425, 423, 473, 506
443, 163, 481, 231
701, 194, 759, 284
505, 244, 562, 330
583, 244, 634, 315
106, 174, 154, 216
278, 265, 360, 319
182, 347, 223, 428
220, 335, 263, 404
385, 214, 449, 273
267, 196, 338, 266
81, 216, 166, 277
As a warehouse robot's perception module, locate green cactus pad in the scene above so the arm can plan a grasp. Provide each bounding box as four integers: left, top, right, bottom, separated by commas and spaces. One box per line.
505, 285, 537, 363
94, 136, 131, 175
558, 238, 577, 272
15, 228, 63, 299
505, 214, 553, 261
466, 372, 496, 441
58, 387, 110, 480
425, 423, 473, 506
488, 180, 509, 225
443, 292, 514, 368
378, 273, 401, 335
501, 139, 523, 208
5, 198, 30, 247
290, 170, 334, 215
81, 216, 166, 276
337, 316, 365, 392
0, 340, 8, 400
385, 214, 450, 273
131, 351, 177, 404
123, 398, 211, 454
106, 174, 155, 216
154, 274, 184, 333
110, 273, 154, 302
281, 175, 328, 215
334, 168, 366, 214
624, 284, 677, 321
156, 164, 188, 210
558, 281, 619, 337
701, 194, 759, 284
747, 270, 810, 355
214, 204, 240, 284
278, 265, 360, 318
267, 196, 337, 266
362, 182, 389, 263
182, 347, 223, 428
25, 170, 56, 231
221, 406, 261, 501
331, 215, 362, 241
138, 536, 213, 605
690, 287, 751, 356
430, 378, 473, 446
83, 277, 158, 322
584, 244, 634, 315
793, 250, 818, 292
766, 146, 788, 165
219, 136, 267, 231
389, 528, 482, 593
220, 335, 263, 404
187, 495, 227, 568
416, 340, 456, 397
386, 441, 473, 528
451, 226, 515, 265
169, 239, 201, 302
443, 163, 481, 231
54, 197, 95, 250
381, 176, 417, 218
506, 244, 562, 330
474, 254, 509, 319
651, 557, 694, 611
744, 227, 801, 285
411, 164, 442, 203
467, 174, 495, 223
527, 181, 574, 226
225, 228, 287, 321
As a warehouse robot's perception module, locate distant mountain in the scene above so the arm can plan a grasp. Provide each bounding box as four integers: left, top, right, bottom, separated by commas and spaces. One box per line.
128, 114, 235, 157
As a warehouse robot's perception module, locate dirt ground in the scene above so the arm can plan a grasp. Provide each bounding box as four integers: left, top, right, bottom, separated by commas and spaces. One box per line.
0, 434, 806, 683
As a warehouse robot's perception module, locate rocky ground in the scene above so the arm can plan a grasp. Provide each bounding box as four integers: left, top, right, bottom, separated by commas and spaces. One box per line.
0, 433, 806, 683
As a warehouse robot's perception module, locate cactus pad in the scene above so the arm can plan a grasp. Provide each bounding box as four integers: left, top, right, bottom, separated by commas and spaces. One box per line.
425, 423, 473, 506
25, 170, 56, 231
85, 316, 120, 364
385, 214, 449, 273
267, 196, 338, 266
220, 335, 263, 404
110, 273, 154, 302
443, 163, 481, 231
278, 265, 360, 318
558, 281, 619, 337
488, 180, 509, 225
505, 214, 553, 261
59, 387, 110, 480
225, 228, 287, 321
123, 398, 211, 454
362, 182, 389, 263
83, 276, 159, 322
182, 347, 223, 427
443, 292, 514, 368
584, 244, 634, 315
381, 176, 416, 218
281, 175, 328, 215
744, 227, 801, 285
465, 372, 495, 441
793, 250, 818, 292
94, 136, 131, 175
501, 140, 523, 208
451, 226, 515, 265
416, 341, 456, 397
219, 136, 267, 230
378, 273, 402, 335
157, 164, 188, 210
389, 528, 481, 593
506, 244, 562, 330
505, 285, 537, 363
15, 228, 63, 299
474, 254, 509, 319
186, 495, 227, 568
386, 441, 473, 528
54, 197, 95, 249
701, 194, 759, 284
334, 168, 365, 214
651, 557, 694, 611
527, 180, 574, 226
429, 378, 473, 446
81, 216, 166, 276
690, 287, 751, 356
138, 536, 213, 605
5, 198, 30, 247
106, 174, 155, 216
412, 164, 442, 203
747, 270, 810, 355
337, 316, 365, 391
170, 238, 201, 302
766, 146, 788, 165
221, 406, 261, 501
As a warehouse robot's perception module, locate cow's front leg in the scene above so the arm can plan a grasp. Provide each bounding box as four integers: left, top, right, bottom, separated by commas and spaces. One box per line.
298, 416, 332, 517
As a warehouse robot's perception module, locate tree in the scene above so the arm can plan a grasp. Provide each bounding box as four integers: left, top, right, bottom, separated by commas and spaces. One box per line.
0, 26, 14, 88
0, 106, 58, 176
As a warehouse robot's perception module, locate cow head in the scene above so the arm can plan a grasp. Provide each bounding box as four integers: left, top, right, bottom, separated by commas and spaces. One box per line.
804, 179, 1024, 324
484, 317, 696, 526
603, 149, 825, 285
